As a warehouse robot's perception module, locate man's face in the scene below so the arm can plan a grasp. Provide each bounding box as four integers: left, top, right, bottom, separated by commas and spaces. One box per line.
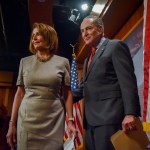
80, 18, 103, 47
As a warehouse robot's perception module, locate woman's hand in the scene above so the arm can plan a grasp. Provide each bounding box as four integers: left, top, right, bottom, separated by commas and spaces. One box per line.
67, 121, 77, 138
6, 122, 16, 150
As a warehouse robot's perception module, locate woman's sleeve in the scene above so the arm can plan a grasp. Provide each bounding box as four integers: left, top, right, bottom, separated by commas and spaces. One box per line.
16, 59, 24, 86
63, 59, 71, 86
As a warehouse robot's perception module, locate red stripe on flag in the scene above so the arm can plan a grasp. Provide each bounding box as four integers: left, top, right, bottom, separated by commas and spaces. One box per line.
77, 102, 82, 115
75, 108, 83, 135
74, 102, 83, 147
143, 0, 150, 122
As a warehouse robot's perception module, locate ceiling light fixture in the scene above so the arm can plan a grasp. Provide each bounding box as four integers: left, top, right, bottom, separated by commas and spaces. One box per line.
92, 4, 105, 15
81, 3, 89, 11
69, 9, 80, 23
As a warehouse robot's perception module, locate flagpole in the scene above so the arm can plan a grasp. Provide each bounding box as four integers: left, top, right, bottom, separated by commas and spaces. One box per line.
70, 43, 77, 57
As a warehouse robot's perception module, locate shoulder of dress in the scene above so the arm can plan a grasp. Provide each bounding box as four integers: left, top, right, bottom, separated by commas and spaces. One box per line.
21, 55, 35, 63
53, 55, 69, 62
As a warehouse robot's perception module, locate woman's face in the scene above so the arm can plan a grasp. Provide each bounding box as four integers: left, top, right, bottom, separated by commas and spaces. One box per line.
32, 28, 47, 51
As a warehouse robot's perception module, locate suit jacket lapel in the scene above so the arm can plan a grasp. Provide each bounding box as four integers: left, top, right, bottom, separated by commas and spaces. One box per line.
84, 38, 109, 81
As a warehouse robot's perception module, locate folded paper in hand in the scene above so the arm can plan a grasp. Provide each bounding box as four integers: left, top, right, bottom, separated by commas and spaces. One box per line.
111, 118, 150, 150
64, 136, 75, 150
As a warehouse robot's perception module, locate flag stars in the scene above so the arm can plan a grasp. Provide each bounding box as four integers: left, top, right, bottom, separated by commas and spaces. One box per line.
71, 55, 79, 90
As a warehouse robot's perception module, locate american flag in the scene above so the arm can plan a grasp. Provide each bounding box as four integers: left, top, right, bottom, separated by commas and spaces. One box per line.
143, 0, 150, 132
64, 53, 83, 149
71, 54, 79, 90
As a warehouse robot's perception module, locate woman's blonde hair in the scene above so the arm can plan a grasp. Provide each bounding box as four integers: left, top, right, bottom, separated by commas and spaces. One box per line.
29, 23, 58, 54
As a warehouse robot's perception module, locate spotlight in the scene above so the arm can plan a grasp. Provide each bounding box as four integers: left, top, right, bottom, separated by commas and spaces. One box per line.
81, 3, 89, 11
69, 9, 80, 23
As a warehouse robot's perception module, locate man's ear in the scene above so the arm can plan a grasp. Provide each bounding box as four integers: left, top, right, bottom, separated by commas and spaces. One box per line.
97, 25, 104, 34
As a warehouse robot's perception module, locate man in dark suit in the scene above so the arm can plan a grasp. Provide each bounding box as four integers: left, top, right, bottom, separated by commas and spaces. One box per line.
73, 15, 141, 150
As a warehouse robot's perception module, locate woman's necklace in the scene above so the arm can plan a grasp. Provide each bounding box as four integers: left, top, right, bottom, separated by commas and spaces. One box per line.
36, 53, 51, 62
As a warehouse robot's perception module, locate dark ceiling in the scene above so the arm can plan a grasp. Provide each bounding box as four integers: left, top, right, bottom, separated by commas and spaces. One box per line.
0, 0, 31, 71
0, 0, 144, 73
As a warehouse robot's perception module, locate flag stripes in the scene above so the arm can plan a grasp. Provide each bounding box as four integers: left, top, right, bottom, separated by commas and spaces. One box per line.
143, 0, 150, 132
73, 103, 83, 148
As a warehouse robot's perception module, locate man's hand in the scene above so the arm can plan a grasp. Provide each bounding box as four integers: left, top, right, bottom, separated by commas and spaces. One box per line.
122, 115, 136, 133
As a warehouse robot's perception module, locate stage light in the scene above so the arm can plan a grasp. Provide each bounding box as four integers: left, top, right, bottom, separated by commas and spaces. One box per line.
81, 3, 89, 11
69, 9, 80, 23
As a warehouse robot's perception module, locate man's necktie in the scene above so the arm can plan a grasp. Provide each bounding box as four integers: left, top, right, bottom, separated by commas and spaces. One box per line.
87, 47, 97, 69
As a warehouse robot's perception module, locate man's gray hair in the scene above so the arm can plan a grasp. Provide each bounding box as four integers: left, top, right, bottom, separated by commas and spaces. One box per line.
84, 15, 103, 26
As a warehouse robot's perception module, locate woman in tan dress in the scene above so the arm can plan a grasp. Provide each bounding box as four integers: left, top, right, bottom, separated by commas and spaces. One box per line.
6, 23, 76, 150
